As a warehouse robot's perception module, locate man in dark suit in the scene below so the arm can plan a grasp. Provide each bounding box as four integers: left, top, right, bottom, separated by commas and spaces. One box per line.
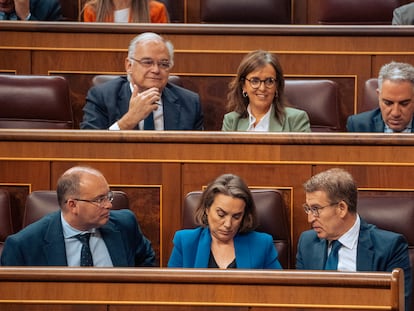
296, 168, 412, 311
0, 166, 155, 267
393, 3, 414, 25
80, 32, 204, 130
0, 0, 62, 20
347, 61, 414, 133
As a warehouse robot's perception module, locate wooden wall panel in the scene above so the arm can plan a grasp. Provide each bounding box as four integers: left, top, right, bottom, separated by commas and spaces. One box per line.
0, 268, 404, 310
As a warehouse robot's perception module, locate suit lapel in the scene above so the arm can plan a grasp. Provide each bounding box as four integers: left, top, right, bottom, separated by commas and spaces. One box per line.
373, 110, 385, 132
194, 228, 212, 268
162, 84, 180, 130
119, 81, 132, 120
234, 235, 251, 268
43, 212, 68, 266
100, 220, 129, 266
356, 221, 375, 270
268, 106, 283, 131
314, 239, 328, 270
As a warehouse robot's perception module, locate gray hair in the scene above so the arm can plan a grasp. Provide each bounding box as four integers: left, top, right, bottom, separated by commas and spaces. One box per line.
378, 61, 414, 91
127, 32, 174, 67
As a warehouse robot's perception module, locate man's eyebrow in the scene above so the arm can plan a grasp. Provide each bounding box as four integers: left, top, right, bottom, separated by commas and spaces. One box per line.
381, 97, 412, 103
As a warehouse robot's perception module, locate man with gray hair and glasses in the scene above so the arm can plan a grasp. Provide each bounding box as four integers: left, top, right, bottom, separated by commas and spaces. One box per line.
347, 61, 414, 133
296, 168, 412, 311
81, 32, 203, 130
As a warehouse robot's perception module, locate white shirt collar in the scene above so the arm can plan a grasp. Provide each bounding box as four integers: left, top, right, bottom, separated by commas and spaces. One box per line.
246, 105, 271, 131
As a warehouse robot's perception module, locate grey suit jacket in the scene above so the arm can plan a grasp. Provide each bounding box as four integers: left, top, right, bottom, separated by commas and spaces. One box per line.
346, 107, 414, 132
296, 218, 412, 311
221, 106, 311, 132
80, 76, 203, 130
393, 3, 414, 25
0, 209, 155, 267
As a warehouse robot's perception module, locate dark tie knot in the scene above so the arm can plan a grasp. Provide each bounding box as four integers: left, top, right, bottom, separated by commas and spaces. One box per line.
330, 240, 341, 251
76, 233, 91, 245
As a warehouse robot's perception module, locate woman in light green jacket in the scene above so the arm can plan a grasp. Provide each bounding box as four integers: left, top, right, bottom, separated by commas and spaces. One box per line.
222, 50, 310, 132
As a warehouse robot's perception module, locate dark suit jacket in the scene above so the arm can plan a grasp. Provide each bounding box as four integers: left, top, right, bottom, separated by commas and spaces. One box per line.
167, 227, 282, 269
80, 76, 204, 130
393, 3, 414, 25
0, 0, 62, 20
346, 107, 414, 132
0, 209, 155, 267
296, 218, 412, 311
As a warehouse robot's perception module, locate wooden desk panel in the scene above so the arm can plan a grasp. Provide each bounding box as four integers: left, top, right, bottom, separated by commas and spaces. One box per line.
0, 268, 404, 310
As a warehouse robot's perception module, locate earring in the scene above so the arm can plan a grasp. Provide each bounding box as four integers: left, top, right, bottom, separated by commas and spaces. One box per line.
242, 91, 248, 98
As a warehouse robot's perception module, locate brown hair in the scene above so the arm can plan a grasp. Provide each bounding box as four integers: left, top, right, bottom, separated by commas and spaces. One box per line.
193, 174, 258, 233
303, 168, 358, 213
226, 50, 287, 124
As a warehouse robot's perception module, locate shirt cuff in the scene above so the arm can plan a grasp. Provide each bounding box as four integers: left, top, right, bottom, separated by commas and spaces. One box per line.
109, 122, 120, 130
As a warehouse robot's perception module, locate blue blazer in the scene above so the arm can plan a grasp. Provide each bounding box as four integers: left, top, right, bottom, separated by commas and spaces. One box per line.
346, 107, 414, 132
80, 76, 204, 130
168, 227, 282, 269
296, 218, 412, 311
0, 209, 155, 267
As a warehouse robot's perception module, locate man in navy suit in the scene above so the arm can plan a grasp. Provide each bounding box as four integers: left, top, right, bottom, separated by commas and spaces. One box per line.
0, 0, 62, 20
0, 166, 155, 267
347, 61, 414, 133
80, 32, 204, 130
296, 168, 412, 311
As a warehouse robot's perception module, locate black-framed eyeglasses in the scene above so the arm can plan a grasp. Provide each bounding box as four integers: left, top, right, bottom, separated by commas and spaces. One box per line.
129, 57, 171, 70
303, 202, 340, 217
66, 191, 114, 207
244, 77, 276, 89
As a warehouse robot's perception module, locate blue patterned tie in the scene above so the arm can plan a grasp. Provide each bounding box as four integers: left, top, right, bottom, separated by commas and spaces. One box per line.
324, 240, 341, 270
76, 233, 93, 267
144, 112, 155, 130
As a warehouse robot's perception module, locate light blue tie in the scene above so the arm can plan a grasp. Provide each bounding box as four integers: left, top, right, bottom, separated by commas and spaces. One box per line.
324, 240, 341, 270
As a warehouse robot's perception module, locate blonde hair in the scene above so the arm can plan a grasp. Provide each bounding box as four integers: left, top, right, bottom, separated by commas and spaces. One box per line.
82, 0, 150, 22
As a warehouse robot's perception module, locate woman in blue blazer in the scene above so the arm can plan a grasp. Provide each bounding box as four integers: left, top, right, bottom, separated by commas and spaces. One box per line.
168, 174, 282, 269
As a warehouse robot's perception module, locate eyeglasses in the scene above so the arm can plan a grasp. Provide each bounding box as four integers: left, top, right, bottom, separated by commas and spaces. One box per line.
130, 57, 171, 70
67, 191, 114, 207
303, 202, 340, 217
244, 77, 276, 89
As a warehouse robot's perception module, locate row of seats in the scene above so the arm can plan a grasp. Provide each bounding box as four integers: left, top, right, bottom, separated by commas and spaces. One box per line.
1, 188, 414, 306
0, 74, 381, 132
60, 0, 412, 24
